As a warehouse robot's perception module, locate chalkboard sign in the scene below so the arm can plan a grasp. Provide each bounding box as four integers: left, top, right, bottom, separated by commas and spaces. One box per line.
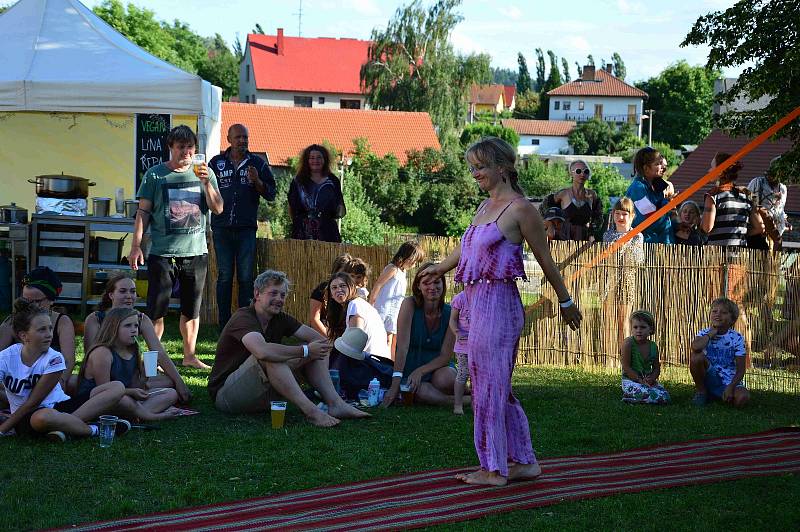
135, 113, 171, 191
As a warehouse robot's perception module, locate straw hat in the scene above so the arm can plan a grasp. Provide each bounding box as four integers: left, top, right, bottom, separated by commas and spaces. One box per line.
334, 328, 368, 360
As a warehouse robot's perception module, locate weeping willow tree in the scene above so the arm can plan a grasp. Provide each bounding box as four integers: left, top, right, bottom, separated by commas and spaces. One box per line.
359, 0, 490, 142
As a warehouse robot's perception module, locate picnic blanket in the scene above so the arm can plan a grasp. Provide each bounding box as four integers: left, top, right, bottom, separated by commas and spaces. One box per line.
60, 428, 800, 531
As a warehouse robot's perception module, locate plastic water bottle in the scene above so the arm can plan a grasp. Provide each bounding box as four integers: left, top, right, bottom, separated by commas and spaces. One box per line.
367, 378, 380, 406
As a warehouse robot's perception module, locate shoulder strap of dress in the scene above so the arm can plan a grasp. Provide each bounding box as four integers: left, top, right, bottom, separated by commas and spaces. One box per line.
493, 198, 521, 223
53, 312, 65, 329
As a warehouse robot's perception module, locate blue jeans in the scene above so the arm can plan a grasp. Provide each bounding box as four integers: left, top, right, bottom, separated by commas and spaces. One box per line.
212, 227, 257, 327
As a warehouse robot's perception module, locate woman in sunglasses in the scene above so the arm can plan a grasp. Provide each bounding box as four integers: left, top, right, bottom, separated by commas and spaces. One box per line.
551, 160, 603, 241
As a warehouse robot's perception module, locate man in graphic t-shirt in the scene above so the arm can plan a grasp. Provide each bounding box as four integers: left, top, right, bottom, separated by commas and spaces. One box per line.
209, 124, 276, 328
128, 125, 223, 370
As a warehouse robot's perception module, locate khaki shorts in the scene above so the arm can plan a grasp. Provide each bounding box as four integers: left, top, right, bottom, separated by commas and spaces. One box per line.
214, 355, 307, 414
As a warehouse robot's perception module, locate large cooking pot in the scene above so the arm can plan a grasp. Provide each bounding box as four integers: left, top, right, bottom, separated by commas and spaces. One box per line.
28, 173, 96, 199
0, 203, 28, 224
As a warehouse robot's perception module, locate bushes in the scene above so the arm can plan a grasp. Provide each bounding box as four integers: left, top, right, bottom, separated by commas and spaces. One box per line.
517, 158, 570, 197
460, 122, 520, 150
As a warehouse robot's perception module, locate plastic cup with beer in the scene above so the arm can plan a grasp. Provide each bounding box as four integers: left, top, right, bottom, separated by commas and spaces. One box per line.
400, 383, 414, 406
270, 401, 287, 429
143, 351, 159, 378
192, 153, 206, 177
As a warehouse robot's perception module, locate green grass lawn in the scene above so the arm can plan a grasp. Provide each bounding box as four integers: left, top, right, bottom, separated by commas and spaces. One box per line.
2, 319, 799, 531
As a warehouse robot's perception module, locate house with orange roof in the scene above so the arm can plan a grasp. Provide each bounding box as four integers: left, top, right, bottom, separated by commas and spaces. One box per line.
468, 84, 506, 120
238, 28, 370, 110
501, 119, 576, 156
547, 65, 648, 136
219, 102, 440, 174
502, 85, 516, 112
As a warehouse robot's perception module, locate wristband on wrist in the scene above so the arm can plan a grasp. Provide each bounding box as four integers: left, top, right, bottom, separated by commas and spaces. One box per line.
559, 297, 574, 308
392, 371, 403, 378
302, 345, 309, 358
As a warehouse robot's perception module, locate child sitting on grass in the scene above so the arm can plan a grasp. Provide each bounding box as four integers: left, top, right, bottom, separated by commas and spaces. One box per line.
77, 307, 180, 421
620, 310, 670, 404
0, 298, 129, 442
448, 290, 470, 415
690, 298, 750, 407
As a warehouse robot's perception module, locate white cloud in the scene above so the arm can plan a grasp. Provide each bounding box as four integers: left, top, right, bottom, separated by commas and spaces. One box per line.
450, 27, 484, 55
616, 0, 645, 15
499, 6, 523, 20
562, 36, 592, 54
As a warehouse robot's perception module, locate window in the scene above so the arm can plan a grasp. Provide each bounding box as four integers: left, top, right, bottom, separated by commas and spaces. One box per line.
531, 139, 540, 146
563, 101, 571, 111
554, 101, 560, 110
246, 65, 250, 83
294, 96, 312, 108
318, 96, 326, 105
340, 99, 361, 109
578, 101, 585, 111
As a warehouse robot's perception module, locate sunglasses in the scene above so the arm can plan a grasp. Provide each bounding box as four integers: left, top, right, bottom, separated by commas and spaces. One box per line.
573, 168, 590, 176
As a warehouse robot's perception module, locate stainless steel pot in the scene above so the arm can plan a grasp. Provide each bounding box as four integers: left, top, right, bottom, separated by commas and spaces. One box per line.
28, 173, 96, 199
0, 203, 28, 224
124, 200, 140, 218
92, 197, 111, 218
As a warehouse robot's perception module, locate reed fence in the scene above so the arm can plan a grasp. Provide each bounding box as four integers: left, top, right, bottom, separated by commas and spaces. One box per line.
202, 237, 800, 395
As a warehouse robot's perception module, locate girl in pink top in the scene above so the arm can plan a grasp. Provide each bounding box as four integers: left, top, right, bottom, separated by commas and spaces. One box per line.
423, 137, 582, 486
448, 290, 470, 415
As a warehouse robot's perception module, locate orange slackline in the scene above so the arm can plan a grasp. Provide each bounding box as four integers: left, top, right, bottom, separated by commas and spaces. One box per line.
568, 105, 800, 282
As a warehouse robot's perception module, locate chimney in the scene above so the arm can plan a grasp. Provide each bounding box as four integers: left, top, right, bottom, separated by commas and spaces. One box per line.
581, 65, 595, 81
604, 63, 613, 73
276, 28, 284, 56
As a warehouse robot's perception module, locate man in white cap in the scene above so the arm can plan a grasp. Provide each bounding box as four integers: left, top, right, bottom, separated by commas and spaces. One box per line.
208, 270, 368, 426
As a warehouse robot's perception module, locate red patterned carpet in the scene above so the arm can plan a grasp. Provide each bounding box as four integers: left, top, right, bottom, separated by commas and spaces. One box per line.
62, 429, 800, 531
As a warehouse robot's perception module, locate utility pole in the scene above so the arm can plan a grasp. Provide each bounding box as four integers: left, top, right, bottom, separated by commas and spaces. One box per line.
646, 109, 655, 145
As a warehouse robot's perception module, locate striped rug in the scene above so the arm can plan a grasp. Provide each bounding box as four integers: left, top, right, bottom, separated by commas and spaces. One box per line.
63, 429, 800, 531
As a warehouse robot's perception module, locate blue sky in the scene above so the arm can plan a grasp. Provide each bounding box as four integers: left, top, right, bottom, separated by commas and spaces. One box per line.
80, 0, 742, 83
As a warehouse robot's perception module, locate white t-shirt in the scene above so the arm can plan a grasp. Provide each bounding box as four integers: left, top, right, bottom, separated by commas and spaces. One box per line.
373, 266, 408, 331
0, 344, 70, 414
346, 298, 390, 359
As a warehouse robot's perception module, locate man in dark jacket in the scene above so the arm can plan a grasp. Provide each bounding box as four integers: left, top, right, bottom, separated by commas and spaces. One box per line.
209, 124, 276, 328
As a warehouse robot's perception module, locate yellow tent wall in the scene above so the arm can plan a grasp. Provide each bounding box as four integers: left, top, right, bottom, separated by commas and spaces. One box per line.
0, 111, 196, 212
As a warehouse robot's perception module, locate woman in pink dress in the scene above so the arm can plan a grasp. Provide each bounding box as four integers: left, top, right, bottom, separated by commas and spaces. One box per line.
423, 137, 582, 486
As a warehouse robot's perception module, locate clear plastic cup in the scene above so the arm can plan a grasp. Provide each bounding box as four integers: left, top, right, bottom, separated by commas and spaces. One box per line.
143, 351, 159, 378
270, 401, 287, 429
192, 154, 206, 177
98, 415, 118, 448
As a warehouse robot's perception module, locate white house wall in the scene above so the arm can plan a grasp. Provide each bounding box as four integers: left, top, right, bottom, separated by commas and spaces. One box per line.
238, 50, 256, 103
517, 135, 570, 156
549, 96, 642, 125
254, 90, 365, 109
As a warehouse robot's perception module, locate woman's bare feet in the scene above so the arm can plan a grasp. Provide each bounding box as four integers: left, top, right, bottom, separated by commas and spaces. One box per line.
328, 402, 371, 419
306, 409, 341, 427
181, 357, 211, 370
455, 468, 507, 486
508, 462, 542, 481
453, 405, 464, 415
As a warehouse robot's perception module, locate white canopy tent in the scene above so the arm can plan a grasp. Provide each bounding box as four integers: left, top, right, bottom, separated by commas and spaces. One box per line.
0, 0, 221, 154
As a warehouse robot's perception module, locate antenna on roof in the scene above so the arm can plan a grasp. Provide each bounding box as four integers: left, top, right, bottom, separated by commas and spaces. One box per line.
294, 0, 304, 37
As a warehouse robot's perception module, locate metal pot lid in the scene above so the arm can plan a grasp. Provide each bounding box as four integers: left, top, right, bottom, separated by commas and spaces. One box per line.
34, 173, 91, 181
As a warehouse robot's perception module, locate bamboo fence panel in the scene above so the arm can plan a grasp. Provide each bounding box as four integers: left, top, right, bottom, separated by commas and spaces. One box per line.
201, 236, 800, 394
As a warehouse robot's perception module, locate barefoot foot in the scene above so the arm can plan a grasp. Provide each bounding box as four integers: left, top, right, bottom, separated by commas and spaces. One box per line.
453, 405, 464, 415
328, 402, 371, 419
181, 358, 211, 370
508, 462, 542, 481
306, 409, 341, 427
455, 469, 507, 486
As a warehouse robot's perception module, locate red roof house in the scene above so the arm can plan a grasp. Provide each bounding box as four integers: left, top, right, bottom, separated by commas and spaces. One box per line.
239, 29, 371, 109
546, 65, 647, 128
220, 102, 440, 167
503, 85, 516, 110
669, 129, 798, 213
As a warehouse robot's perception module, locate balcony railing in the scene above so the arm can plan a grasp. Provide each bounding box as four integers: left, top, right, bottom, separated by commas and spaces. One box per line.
564, 113, 639, 124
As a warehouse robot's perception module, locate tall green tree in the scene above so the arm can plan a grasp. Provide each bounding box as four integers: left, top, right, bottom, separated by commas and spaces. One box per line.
587, 54, 595, 67
516, 52, 532, 94
544, 51, 562, 91
512, 90, 539, 119
534, 48, 546, 92
561, 57, 571, 83
360, 0, 490, 140
635, 61, 718, 148
612, 52, 626, 80
575, 61, 582, 78
682, 0, 800, 183
197, 34, 240, 101
568, 119, 641, 155
491, 67, 517, 86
